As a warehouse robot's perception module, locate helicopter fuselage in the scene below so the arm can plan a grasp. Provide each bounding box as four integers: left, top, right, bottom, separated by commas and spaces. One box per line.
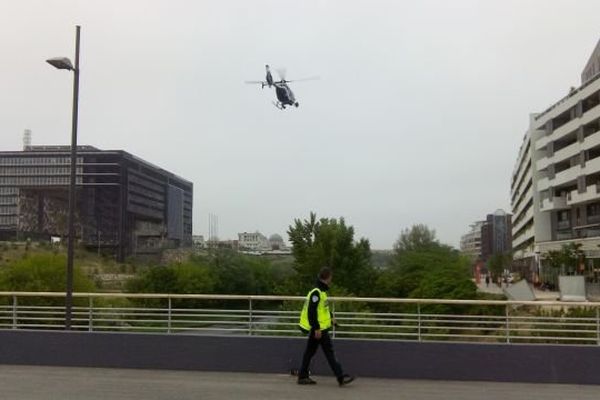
274, 82, 297, 108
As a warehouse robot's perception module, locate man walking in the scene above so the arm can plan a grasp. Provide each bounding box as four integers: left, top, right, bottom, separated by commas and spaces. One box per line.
297, 266, 355, 386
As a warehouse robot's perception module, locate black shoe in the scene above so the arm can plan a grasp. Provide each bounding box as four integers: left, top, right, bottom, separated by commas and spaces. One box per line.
338, 374, 355, 386
297, 377, 317, 385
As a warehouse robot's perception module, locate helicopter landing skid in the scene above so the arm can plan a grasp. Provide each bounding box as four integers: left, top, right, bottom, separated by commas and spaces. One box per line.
272, 101, 286, 110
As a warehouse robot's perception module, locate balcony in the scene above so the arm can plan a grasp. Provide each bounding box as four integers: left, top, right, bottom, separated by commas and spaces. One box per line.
567, 184, 600, 205
582, 129, 600, 150
552, 141, 580, 165
553, 165, 581, 187
550, 118, 580, 143
536, 156, 551, 171
540, 195, 569, 212
535, 134, 551, 151
584, 156, 600, 175
512, 226, 534, 249
537, 177, 550, 192
534, 105, 600, 153
588, 214, 600, 224
556, 229, 573, 240
512, 206, 533, 234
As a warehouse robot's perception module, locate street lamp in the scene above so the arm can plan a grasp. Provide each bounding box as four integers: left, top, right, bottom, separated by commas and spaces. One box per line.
46, 25, 81, 330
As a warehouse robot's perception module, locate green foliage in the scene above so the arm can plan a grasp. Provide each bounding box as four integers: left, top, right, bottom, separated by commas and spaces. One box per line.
375, 224, 477, 301
529, 307, 597, 344
394, 224, 439, 252
0, 253, 96, 293
126, 259, 215, 294
0, 253, 96, 307
371, 250, 393, 269
205, 250, 277, 295
126, 250, 296, 298
487, 252, 512, 280
412, 263, 476, 299
287, 212, 376, 296
545, 243, 585, 275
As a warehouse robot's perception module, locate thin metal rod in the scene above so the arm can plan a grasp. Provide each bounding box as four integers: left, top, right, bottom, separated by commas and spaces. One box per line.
505, 304, 510, 344
417, 303, 421, 342
596, 307, 600, 345
65, 25, 81, 330
168, 297, 172, 333
12, 295, 17, 329
331, 301, 336, 338
88, 296, 93, 332
248, 299, 253, 336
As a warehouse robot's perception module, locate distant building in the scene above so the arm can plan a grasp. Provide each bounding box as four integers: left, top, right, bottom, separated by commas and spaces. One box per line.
0, 145, 193, 260
238, 231, 270, 252
481, 210, 512, 261
461, 211, 512, 263
268, 233, 285, 250
460, 221, 485, 260
209, 239, 238, 250
192, 235, 205, 249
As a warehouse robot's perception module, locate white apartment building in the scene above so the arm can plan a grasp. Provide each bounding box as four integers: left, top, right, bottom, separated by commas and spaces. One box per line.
511, 126, 540, 261
238, 231, 271, 252
511, 39, 600, 275
460, 221, 484, 260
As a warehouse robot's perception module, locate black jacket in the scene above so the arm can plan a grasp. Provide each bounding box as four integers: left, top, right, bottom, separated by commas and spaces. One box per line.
307, 279, 330, 331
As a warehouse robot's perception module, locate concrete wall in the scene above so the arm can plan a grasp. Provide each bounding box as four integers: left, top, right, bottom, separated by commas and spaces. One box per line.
1, 330, 600, 385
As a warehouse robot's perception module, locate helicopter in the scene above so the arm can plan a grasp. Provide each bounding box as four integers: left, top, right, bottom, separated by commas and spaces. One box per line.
245, 65, 318, 110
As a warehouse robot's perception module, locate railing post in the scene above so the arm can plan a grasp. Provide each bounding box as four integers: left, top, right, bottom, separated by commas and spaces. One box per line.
88, 296, 93, 332
12, 295, 17, 330
331, 301, 336, 338
505, 304, 510, 344
248, 298, 253, 336
417, 303, 421, 342
167, 297, 172, 334
596, 307, 600, 345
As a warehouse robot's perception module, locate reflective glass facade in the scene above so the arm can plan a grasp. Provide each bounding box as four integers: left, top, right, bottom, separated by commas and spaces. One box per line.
0, 146, 193, 260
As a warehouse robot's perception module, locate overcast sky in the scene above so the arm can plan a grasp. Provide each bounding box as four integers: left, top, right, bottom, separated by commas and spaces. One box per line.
1, 0, 599, 249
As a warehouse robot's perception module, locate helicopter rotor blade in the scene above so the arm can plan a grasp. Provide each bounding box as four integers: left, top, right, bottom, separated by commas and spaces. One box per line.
275, 67, 287, 81
285, 76, 320, 83
244, 80, 266, 85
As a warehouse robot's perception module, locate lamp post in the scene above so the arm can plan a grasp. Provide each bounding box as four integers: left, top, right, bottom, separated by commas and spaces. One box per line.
46, 25, 80, 330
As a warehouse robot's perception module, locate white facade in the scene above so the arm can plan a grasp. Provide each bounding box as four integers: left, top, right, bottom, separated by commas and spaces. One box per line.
511, 120, 549, 260
460, 221, 484, 260
511, 47, 600, 261
192, 235, 205, 249
238, 231, 271, 251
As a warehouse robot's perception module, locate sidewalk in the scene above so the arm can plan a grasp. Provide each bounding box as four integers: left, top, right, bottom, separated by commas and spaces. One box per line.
475, 280, 560, 300
0, 365, 598, 400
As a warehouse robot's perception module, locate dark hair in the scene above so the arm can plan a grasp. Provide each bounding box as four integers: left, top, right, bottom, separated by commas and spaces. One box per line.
318, 267, 332, 281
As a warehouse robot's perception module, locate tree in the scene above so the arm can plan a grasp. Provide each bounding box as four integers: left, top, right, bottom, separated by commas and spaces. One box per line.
125, 250, 296, 297
487, 252, 512, 282
375, 224, 477, 300
394, 224, 438, 252
545, 243, 585, 275
0, 253, 96, 306
287, 212, 376, 296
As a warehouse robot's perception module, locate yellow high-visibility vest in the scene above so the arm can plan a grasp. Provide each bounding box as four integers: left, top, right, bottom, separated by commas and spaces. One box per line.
299, 288, 332, 331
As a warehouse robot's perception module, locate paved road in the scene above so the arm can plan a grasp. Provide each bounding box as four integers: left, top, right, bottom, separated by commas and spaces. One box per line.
0, 365, 598, 400
475, 279, 560, 300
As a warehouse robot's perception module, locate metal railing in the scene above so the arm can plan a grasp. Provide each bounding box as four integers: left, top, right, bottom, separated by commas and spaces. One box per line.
2, 292, 600, 345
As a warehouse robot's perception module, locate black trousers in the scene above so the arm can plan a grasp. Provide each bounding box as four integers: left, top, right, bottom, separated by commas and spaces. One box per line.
298, 329, 343, 379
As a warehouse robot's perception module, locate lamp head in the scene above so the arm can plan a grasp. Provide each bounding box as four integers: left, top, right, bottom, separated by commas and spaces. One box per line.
46, 57, 74, 71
